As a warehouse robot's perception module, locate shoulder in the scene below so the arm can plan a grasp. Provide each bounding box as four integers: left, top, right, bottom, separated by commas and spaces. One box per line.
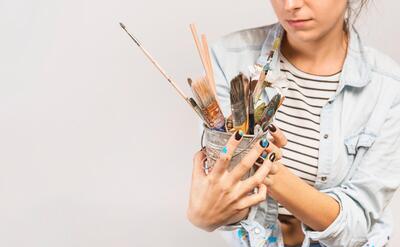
364, 46, 400, 104
211, 23, 277, 51
364, 46, 400, 83
209, 24, 277, 83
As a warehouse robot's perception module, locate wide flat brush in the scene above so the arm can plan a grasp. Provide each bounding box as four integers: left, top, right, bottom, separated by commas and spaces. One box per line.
230, 73, 249, 133
191, 77, 225, 130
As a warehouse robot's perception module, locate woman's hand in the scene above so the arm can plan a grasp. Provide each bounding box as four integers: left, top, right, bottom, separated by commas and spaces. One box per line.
263, 124, 288, 187
187, 130, 276, 232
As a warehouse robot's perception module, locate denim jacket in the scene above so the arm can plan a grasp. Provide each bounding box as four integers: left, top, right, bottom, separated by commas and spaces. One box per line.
209, 23, 400, 247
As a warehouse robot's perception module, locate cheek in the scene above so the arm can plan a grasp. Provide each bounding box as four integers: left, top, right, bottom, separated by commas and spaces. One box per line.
312, 0, 347, 27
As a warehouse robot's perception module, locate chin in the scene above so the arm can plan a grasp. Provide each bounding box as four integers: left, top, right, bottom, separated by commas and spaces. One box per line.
282, 25, 324, 43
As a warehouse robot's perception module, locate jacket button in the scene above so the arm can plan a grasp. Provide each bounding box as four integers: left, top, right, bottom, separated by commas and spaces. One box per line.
254, 227, 261, 234
321, 176, 327, 181
323, 134, 329, 139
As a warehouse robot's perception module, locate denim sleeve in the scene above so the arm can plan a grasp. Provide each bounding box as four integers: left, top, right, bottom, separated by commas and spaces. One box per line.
301, 95, 400, 247
218, 197, 284, 247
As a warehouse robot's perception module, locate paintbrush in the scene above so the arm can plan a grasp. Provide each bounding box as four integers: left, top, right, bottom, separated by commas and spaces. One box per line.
259, 93, 282, 131
230, 73, 249, 133
119, 22, 210, 127
248, 79, 258, 134
187, 78, 212, 127
253, 37, 281, 102
190, 77, 225, 130
189, 24, 218, 103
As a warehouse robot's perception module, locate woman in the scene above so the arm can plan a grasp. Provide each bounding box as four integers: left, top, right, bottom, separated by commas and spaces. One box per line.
187, 1, 400, 247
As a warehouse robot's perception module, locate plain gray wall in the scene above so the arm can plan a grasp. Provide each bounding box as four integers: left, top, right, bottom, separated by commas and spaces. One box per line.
0, 0, 399, 246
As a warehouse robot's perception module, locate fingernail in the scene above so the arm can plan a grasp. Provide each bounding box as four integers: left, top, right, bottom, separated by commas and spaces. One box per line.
268, 124, 277, 133
261, 151, 268, 159
256, 157, 264, 164
260, 138, 269, 148
268, 152, 276, 162
221, 146, 228, 154
235, 130, 244, 141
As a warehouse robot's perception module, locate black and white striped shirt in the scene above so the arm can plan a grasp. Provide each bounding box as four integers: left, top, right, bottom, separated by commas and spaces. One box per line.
276, 56, 340, 216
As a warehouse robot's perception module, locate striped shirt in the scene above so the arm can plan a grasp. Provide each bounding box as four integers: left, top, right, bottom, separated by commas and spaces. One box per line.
276, 56, 340, 216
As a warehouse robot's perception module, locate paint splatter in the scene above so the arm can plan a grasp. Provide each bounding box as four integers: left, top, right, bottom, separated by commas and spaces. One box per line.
237, 228, 247, 240
267, 236, 277, 243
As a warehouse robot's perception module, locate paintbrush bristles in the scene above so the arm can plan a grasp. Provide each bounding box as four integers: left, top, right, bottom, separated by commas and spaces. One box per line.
192, 77, 214, 108
230, 73, 249, 133
230, 74, 245, 104
189, 24, 219, 104
191, 77, 225, 129
187, 78, 193, 88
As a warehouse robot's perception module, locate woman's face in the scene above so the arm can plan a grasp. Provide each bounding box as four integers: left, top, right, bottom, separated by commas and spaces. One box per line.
270, 0, 348, 42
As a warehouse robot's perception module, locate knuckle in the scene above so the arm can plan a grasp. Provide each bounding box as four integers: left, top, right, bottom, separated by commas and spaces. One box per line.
253, 176, 264, 185
264, 177, 274, 186
238, 160, 251, 171
221, 154, 232, 162
220, 182, 232, 194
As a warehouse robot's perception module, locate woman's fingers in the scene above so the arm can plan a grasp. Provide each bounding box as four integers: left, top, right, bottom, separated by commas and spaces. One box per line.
234, 184, 267, 210
269, 162, 279, 175
229, 138, 269, 182
268, 124, 287, 148
236, 153, 276, 197
264, 175, 274, 187
265, 140, 282, 160
211, 130, 244, 177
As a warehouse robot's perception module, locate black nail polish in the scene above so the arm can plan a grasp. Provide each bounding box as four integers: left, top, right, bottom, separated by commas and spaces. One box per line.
269, 153, 276, 162
256, 157, 264, 164
235, 130, 244, 141
268, 124, 277, 133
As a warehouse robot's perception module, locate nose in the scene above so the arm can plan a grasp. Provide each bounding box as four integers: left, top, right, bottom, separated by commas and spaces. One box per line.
284, 0, 304, 12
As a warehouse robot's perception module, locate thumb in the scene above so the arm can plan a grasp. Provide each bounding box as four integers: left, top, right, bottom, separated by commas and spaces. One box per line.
192, 149, 207, 180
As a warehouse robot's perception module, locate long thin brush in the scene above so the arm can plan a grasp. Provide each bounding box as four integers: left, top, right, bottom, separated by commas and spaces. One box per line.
253, 38, 281, 102
230, 73, 249, 133
201, 34, 217, 97
189, 24, 218, 101
191, 77, 225, 130
248, 79, 257, 134
119, 22, 209, 126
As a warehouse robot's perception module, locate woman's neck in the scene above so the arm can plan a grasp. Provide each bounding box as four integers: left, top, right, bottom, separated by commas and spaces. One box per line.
281, 22, 348, 76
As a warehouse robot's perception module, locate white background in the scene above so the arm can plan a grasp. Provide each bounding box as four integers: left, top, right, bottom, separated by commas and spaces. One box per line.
0, 0, 399, 246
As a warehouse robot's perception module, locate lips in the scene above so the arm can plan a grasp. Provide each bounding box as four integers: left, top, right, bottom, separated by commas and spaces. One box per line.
287, 19, 312, 28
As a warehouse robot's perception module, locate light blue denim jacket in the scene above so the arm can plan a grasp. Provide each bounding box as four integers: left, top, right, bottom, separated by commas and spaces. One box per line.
209, 23, 400, 247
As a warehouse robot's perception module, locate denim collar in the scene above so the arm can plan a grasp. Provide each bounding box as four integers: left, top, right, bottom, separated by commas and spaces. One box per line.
256, 23, 372, 91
